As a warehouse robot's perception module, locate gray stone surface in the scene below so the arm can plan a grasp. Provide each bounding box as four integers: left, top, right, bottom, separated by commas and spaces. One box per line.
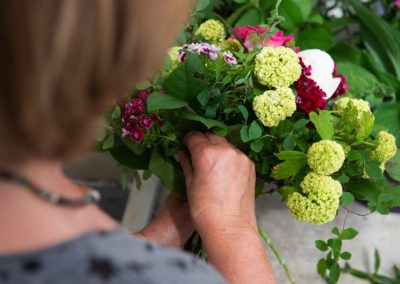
256, 193, 400, 284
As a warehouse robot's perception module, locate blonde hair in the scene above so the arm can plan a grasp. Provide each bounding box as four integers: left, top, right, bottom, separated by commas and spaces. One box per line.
0, 0, 192, 165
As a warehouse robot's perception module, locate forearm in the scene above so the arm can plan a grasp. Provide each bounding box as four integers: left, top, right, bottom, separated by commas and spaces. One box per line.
202, 227, 277, 284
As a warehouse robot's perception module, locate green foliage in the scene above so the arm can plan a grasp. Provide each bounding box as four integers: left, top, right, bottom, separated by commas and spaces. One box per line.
271, 151, 307, 180
349, 0, 400, 79
316, 227, 359, 283
309, 110, 334, 140
343, 249, 400, 284
147, 93, 188, 112
163, 52, 207, 104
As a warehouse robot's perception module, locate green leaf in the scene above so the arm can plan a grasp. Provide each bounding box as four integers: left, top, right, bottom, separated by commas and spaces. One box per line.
111, 106, 121, 119
196, 90, 210, 108
240, 125, 250, 143
297, 26, 334, 50
349, 0, 400, 79
250, 140, 264, 153
238, 105, 249, 122
110, 146, 151, 170
378, 193, 394, 203
317, 258, 327, 278
293, 119, 309, 130
278, 0, 312, 31
163, 52, 207, 104
147, 93, 188, 112
348, 150, 361, 161
234, 8, 261, 27
340, 252, 352, 260
331, 227, 340, 236
283, 135, 295, 150
249, 121, 263, 140
102, 134, 114, 150
341, 192, 355, 206
136, 81, 152, 90
374, 249, 381, 273
340, 228, 359, 240
272, 151, 307, 180
96, 128, 107, 142
149, 151, 185, 191
377, 204, 390, 215
182, 112, 227, 130
365, 160, 384, 181
315, 240, 328, 252
337, 175, 350, 184
331, 238, 342, 253
195, 0, 210, 11
310, 111, 334, 140
329, 263, 341, 283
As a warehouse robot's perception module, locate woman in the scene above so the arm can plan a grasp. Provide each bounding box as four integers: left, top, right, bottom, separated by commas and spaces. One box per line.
0, 1, 276, 283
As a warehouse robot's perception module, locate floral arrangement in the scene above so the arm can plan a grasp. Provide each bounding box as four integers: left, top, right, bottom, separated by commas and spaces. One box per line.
100, 16, 399, 284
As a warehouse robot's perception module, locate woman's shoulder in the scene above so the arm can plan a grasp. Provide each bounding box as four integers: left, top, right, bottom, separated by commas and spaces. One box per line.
0, 227, 225, 284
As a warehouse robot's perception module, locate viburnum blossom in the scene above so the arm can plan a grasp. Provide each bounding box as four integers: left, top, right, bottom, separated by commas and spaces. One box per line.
121, 89, 164, 143
334, 97, 372, 128
307, 140, 345, 175
231, 26, 293, 51
254, 46, 301, 88
287, 172, 342, 224
223, 51, 237, 65
253, 87, 297, 127
370, 131, 397, 164
180, 43, 221, 61
196, 19, 226, 43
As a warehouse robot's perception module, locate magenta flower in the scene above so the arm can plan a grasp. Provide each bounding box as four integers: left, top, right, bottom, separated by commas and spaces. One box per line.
396, 0, 400, 7
181, 43, 221, 61
120, 88, 162, 143
231, 26, 293, 51
139, 115, 153, 129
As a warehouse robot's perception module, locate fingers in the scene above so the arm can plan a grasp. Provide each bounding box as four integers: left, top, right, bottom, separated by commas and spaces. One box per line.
204, 132, 227, 145
183, 131, 210, 153
175, 152, 193, 185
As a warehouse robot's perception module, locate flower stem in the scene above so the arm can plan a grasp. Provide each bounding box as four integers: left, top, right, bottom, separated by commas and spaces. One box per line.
258, 226, 295, 284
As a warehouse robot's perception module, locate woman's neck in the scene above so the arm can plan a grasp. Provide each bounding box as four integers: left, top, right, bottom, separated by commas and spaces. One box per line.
0, 159, 116, 255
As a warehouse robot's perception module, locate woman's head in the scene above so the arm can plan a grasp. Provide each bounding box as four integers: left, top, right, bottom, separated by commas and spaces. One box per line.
0, 0, 192, 166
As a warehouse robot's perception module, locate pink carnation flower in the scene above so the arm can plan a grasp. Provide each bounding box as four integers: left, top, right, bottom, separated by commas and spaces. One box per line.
223, 51, 237, 65
231, 26, 293, 51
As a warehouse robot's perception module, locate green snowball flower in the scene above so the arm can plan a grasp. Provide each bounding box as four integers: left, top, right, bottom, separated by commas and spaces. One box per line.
287, 172, 342, 225
370, 131, 397, 164
334, 97, 372, 127
252, 87, 296, 127
196, 19, 226, 43
167, 46, 181, 70
254, 46, 301, 88
219, 38, 242, 52
307, 140, 345, 175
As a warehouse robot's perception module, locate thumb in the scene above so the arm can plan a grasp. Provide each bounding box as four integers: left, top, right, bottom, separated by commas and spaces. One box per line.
175, 151, 193, 186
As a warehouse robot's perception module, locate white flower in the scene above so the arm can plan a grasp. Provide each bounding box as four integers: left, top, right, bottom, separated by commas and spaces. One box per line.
297, 49, 341, 99
223, 51, 237, 65
182, 42, 221, 61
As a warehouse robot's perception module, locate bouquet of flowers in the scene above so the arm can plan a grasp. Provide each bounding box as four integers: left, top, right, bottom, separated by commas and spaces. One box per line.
100, 16, 399, 283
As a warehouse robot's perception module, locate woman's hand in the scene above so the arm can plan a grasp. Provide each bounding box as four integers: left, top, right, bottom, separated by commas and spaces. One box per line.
176, 131, 277, 284
135, 191, 194, 249
176, 131, 257, 239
